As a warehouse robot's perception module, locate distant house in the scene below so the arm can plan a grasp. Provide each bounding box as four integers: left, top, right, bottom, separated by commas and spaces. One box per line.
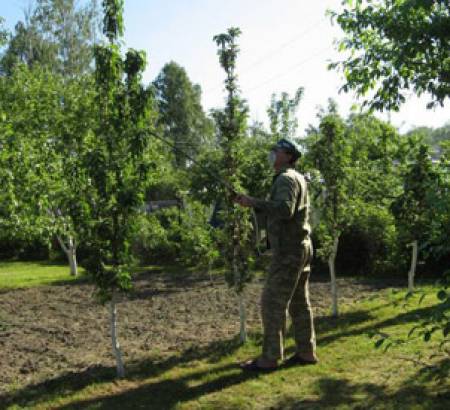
143, 200, 182, 214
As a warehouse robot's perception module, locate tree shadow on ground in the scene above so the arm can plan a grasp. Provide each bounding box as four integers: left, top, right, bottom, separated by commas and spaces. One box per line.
57, 362, 259, 410
415, 357, 450, 387
0, 336, 247, 409
0, 276, 90, 292
314, 303, 439, 347
49, 276, 91, 287
273, 358, 450, 409
353, 274, 441, 290
282, 309, 374, 356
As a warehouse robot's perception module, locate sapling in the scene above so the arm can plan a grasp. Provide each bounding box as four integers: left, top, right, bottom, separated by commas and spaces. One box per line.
83, 0, 157, 377
309, 104, 351, 317
392, 144, 438, 292
213, 28, 253, 342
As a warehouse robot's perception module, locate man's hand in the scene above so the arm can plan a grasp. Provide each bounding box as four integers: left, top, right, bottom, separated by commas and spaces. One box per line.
234, 194, 254, 207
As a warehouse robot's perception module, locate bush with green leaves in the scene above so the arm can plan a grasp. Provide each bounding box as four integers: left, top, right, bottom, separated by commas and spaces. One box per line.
336, 204, 399, 276
132, 212, 175, 264
132, 200, 218, 268
421, 145, 450, 274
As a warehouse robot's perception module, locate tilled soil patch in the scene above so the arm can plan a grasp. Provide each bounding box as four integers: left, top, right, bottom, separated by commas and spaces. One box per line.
0, 269, 397, 395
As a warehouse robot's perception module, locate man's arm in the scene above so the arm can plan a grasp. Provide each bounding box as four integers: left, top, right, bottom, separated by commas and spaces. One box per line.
236, 175, 299, 219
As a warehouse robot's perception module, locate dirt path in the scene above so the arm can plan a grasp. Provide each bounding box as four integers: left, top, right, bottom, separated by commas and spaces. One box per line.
0, 269, 399, 394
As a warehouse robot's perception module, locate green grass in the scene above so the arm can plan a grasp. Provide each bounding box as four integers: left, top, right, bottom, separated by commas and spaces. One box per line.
2, 278, 449, 409
0, 261, 85, 288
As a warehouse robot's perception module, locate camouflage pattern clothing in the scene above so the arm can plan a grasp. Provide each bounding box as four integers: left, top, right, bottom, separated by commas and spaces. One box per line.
253, 165, 316, 361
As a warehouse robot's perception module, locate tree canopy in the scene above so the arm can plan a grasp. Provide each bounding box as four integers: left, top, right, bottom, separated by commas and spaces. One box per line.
329, 0, 450, 111
153, 61, 213, 168
1, 0, 99, 76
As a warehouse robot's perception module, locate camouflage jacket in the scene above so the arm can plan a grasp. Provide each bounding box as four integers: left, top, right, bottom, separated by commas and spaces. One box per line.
253, 165, 311, 255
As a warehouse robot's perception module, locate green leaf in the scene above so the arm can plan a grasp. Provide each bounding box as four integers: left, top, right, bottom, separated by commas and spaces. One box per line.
408, 325, 419, 338
405, 291, 414, 300
437, 290, 447, 301
374, 338, 385, 348
383, 342, 393, 352
443, 323, 450, 338
418, 293, 427, 305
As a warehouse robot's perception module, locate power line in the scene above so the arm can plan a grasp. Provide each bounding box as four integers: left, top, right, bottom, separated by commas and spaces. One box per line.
244, 46, 332, 94
240, 17, 327, 75
203, 17, 327, 96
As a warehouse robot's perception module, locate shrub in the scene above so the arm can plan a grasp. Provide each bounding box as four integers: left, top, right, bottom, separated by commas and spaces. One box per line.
337, 205, 400, 276
132, 200, 218, 267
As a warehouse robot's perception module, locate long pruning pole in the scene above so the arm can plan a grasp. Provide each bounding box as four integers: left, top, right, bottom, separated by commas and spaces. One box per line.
149, 130, 237, 197
149, 130, 261, 255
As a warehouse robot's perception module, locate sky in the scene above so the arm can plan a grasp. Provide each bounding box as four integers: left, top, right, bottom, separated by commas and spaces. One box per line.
1, 0, 449, 135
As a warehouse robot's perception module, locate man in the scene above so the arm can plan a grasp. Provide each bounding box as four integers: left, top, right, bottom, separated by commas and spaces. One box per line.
235, 138, 317, 371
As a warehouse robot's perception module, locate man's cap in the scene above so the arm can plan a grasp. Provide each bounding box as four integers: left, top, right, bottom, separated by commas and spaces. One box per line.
272, 138, 302, 159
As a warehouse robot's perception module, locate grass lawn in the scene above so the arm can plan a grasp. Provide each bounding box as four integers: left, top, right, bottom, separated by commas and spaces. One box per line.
0, 261, 85, 289
1, 264, 449, 409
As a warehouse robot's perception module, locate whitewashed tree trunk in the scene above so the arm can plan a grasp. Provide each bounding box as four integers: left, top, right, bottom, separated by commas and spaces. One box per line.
328, 235, 340, 317
57, 235, 78, 276
408, 240, 418, 292
67, 237, 77, 277
110, 292, 125, 378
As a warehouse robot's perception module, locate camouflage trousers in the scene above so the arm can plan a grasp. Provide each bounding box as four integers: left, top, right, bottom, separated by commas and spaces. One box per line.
261, 240, 316, 361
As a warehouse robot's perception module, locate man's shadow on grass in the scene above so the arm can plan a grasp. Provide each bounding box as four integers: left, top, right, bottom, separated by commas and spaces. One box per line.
314, 303, 440, 347
0, 336, 258, 410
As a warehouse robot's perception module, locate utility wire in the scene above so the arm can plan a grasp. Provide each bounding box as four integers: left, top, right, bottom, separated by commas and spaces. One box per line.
203, 17, 327, 96
240, 17, 327, 75
244, 46, 332, 94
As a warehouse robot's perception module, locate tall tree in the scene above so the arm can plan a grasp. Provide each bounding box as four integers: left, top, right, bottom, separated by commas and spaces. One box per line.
0, 17, 7, 47
153, 61, 213, 168
329, 0, 450, 111
213, 27, 253, 342
0, 65, 94, 275
267, 87, 304, 141
0, 68, 41, 247
423, 141, 450, 275
391, 143, 439, 291
83, 0, 158, 377
309, 101, 351, 316
1, 0, 99, 76
345, 113, 405, 204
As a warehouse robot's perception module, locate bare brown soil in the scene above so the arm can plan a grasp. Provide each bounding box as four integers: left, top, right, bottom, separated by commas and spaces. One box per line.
0, 268, 397, 395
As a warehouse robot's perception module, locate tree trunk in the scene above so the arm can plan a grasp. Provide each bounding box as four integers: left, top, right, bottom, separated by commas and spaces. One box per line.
408, 240, 418, 292
57, 235, 78, 276
328, 235, 340, 317
208, 258, 214, 283
238, 292, 247, 343
110, 292, 125, 378
67, 238, 78, 277
233, 244, 247, 343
